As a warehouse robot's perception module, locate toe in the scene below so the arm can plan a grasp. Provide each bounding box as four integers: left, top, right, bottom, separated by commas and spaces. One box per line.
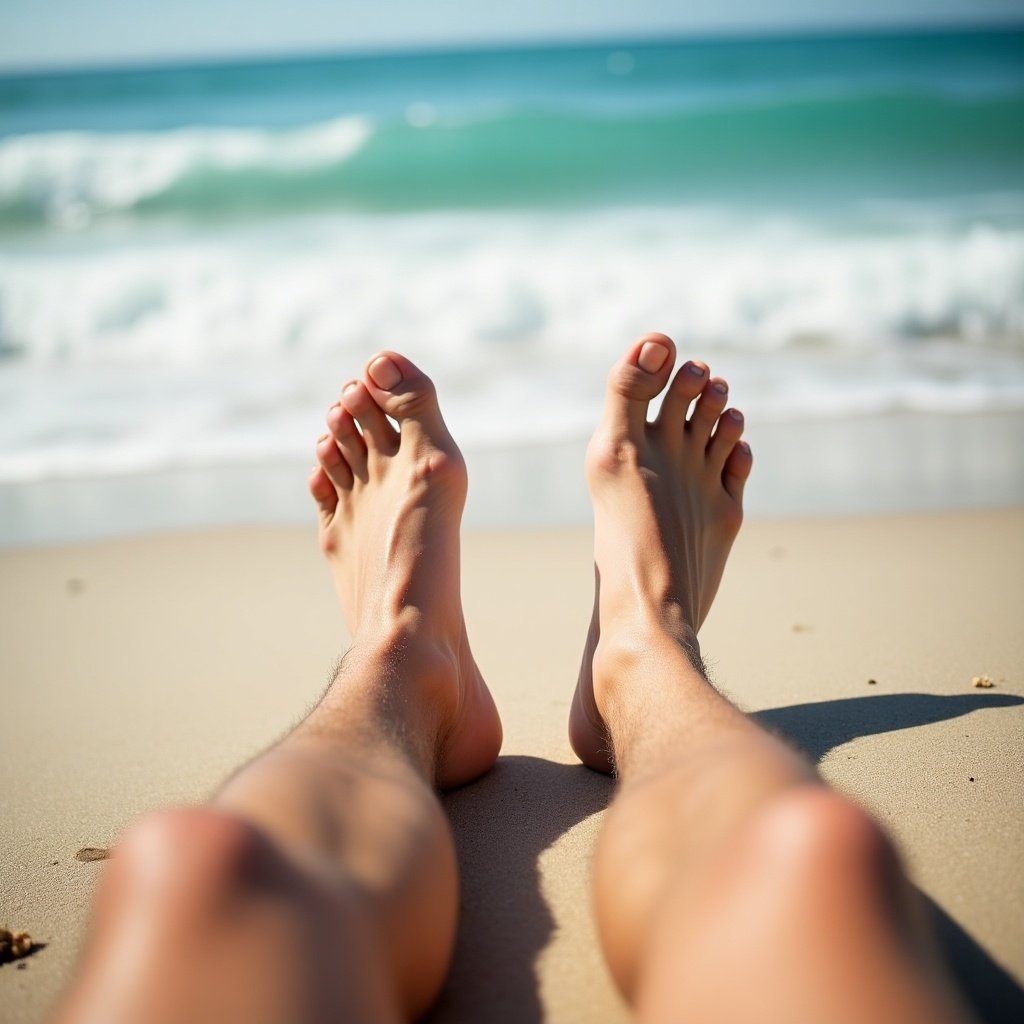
723, 439, 753, 503
707, 408, 745, 471
687, 377, 729, 444
362, 351, 450, 443
328, 403, 367, 481
656, 359, 709, 435
308, 466, 338, 517
603, 332, 676, 438
340, 381, 399, 454
317, 431, 353, 491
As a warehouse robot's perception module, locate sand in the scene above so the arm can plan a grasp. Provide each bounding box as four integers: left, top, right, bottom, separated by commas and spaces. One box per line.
1, 509, 1022, 1021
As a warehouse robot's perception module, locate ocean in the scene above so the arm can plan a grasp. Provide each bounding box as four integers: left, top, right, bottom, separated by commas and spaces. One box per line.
1, 28, 1023, 541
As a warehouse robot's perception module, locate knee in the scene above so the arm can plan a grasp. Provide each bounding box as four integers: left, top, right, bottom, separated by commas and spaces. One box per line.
101, 807, 280, 926
746, 786, 900, 898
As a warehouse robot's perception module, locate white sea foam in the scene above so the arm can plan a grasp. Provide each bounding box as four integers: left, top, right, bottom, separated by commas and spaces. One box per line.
0, 117, 373, 227
1, 208, 1023, 484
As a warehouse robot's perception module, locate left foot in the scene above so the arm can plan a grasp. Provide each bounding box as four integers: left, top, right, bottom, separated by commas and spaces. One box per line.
308, 353, 502, 788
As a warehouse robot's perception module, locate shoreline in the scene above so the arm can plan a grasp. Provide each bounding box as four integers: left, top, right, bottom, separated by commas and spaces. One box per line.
2, 409, 1024, 547
1, 509, 1022, 1021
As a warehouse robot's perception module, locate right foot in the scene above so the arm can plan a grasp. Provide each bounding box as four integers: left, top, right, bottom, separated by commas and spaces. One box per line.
569, 333, 753, 773
308, 352, 502, 788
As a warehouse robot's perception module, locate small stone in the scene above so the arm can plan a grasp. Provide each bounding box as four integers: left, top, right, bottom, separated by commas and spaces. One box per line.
867, 679, 877, 686
969, 777, 975, 782
75, 847, 110, 862
972, 675, 994, 689
50, 860, 58, 866
0, 928, 33, 963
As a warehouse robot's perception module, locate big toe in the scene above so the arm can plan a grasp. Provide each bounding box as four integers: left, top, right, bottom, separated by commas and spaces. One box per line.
363, 351, 449, 442
603, 332, 675, 437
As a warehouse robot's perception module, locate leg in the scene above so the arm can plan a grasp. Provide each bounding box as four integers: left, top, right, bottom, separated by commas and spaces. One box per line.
55, 353, 502, 1024
571, 334, 975, 1023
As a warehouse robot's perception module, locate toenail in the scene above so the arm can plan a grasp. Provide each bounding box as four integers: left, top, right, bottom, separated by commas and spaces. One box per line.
343, 381, 360, 395
713, 381, 728, 395
638, 341, 670, 373
728, 409, 743, 422
739, 441, 751, 454
687, 362, 706, 377
317, 433, 329, 442
368, 355, 403, 390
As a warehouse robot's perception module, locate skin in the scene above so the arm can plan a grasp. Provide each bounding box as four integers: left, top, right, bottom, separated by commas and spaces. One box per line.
53, 337, 973, 1024
55, 352, 502, 1024
570, 332, 975, 1023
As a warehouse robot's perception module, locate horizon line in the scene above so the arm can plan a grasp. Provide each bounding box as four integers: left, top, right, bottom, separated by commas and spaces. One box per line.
1, 17, 1022, 79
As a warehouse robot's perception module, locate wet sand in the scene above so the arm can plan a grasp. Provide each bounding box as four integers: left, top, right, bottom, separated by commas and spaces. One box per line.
1, 510, 1022, 1021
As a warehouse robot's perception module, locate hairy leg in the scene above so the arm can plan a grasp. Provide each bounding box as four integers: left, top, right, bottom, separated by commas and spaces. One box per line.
573, 334, 974, 1023
55, 353, 502, 1024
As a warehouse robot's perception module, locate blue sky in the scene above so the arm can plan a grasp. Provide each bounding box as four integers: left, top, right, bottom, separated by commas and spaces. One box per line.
2, 0, 1022, 71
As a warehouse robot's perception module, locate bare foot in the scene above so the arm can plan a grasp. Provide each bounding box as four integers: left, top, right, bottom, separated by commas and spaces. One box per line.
569, 333, 753, 773
308, 352, 502, 788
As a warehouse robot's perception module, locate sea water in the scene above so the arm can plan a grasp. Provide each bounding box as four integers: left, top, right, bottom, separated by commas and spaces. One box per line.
1, 29, 1023, 540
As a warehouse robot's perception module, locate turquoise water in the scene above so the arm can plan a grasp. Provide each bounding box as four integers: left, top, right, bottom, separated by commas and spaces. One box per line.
2, 31, 1023, 223
0, 28, 1023, 528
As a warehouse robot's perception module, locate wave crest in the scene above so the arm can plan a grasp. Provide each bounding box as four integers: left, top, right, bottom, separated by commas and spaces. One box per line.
0, 116, 372, 228
2, 89, 1023, 228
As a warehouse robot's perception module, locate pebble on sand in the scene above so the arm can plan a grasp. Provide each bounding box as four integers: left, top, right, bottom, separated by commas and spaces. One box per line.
972, 675, 994, 688
0, 928, 33, 963
75, 847, 110, 862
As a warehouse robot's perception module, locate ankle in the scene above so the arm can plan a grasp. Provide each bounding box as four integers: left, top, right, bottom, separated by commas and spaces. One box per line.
350, 603, 464, 657
348, 617, 461, 678
595, 590, 701, 663
336, 626, 460, 736
589, 614, 708, 720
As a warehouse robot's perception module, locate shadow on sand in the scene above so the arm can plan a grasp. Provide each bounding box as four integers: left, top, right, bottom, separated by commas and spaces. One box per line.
755, 691, 1023, 765
757, 691, 1024, 1024
426, 692, 1021, 1023
430, 756, 613, 1023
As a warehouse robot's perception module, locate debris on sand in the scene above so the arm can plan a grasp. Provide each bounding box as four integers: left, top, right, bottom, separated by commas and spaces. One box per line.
75, 847, 110, 862
0, 928, 33, 964
867, 679, 878, 686
972, 675, 994, 689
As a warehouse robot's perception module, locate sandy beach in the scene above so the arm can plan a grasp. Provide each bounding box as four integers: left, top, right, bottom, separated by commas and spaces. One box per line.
1, 508, 1021, 1021
3, 15, 1024, 1022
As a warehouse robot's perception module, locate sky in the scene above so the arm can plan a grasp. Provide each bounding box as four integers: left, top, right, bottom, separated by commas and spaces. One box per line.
2, 0, 1023, 72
